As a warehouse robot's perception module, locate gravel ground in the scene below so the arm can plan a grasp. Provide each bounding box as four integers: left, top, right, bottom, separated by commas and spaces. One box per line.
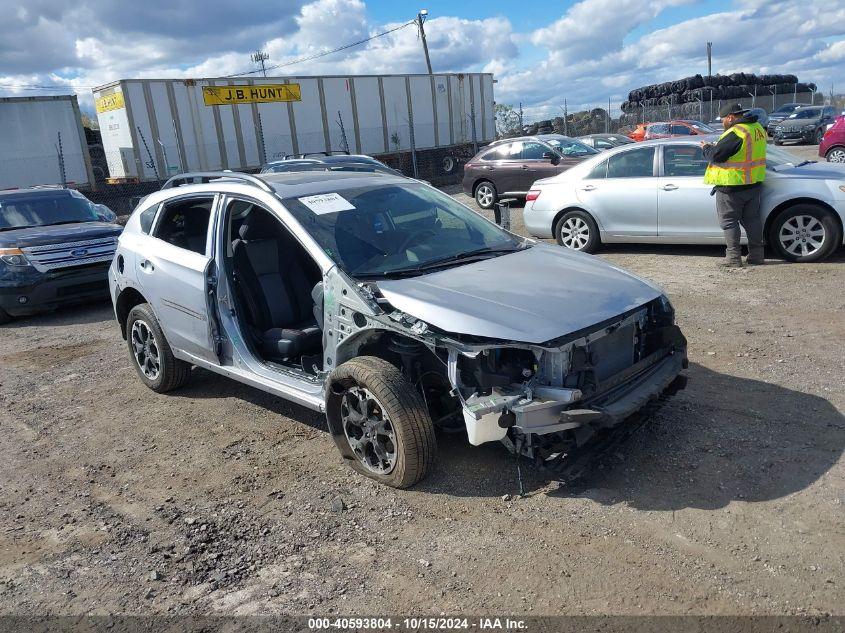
1, 144, 843, 618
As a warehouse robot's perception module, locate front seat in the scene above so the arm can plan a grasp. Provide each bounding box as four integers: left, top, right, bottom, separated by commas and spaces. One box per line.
232, 211, 321, 361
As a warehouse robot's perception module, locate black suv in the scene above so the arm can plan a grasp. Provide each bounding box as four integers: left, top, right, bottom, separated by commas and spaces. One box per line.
771, 106, 837, 145
0, 188, 122, 323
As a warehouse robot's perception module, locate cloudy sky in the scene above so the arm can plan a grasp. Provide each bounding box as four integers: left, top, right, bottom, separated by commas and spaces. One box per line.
2, 0, 843, 119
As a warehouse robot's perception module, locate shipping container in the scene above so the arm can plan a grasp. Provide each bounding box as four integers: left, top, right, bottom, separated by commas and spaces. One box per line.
0, 95, 94, 190
91, 73, 495, 181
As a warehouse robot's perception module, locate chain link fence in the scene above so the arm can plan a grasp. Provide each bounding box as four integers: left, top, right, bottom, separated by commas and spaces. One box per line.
509, 92, 828, 139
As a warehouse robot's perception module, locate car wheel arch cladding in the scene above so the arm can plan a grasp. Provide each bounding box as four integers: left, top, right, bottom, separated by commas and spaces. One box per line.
116, 286, 150, 339
553, 207, 604, 237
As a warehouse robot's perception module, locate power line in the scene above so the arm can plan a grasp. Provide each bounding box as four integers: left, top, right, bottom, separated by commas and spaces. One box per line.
2, 17, 420, 93
227, 19, 416, 77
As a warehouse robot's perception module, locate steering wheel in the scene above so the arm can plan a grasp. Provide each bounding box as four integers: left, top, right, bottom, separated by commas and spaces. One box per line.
397, 229, 438, 253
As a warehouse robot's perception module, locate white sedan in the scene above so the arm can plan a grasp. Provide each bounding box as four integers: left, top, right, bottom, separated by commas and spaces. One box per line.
523, 136, 845, 262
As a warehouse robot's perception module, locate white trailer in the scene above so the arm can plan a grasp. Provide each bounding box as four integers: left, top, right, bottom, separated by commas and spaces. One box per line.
92, 73, 495, 181
0, 95, 94, 190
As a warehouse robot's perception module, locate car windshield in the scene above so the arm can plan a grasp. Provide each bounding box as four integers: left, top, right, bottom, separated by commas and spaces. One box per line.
775, 104, 800, 114
544, 138, 598, 156
789, 108, 821, 119
689, 121, 716, 133
281, 183, 525, 277
765, 146, 803, 168
0, 191, 101, 230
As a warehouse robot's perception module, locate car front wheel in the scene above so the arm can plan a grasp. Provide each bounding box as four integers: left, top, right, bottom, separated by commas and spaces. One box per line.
474, 181, 497, 209
326, 357, 436, 488
826, 146, 845, 163
768, 205, 841, 263
126, 303, 191, 392
555, 210, 600, 253
814, 128, 825, 145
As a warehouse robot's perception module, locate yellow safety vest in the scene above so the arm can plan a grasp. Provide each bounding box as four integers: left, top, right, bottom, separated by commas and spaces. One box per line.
703, 122, 767, 186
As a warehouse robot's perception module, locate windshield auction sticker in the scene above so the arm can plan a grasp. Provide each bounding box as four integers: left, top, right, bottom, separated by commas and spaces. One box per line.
298, 193, 355, 215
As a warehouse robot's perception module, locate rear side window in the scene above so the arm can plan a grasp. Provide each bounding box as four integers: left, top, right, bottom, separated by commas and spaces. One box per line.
671, 124, 691, 135
606, 148, 655, 178
138, 204, 158, 234
585, 160, 607, 179
153, 197, 214, 255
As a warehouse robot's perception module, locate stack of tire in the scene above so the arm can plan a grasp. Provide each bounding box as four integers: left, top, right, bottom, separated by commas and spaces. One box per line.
621, 73, 817, 116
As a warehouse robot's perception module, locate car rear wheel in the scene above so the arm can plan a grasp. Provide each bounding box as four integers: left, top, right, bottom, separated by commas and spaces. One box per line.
826, 147, 845, 163
327, 356, 436, 488
0, 308, 11, 325
126, 303, 191, 392
814, 128, 825, 145
555, 210, 600, 253
474, 181, 497, 209
768, 205, 841, 263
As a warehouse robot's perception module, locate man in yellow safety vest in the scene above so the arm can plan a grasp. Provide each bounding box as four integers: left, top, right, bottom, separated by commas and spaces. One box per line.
702, 102, 767, 267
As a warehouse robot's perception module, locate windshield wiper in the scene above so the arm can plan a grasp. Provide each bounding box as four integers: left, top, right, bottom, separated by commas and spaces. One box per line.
43, 219, 89, 227
353, 245, 525, 279
0, 224, 37, 232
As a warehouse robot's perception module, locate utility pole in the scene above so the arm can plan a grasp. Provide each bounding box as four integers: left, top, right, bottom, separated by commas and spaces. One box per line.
706, 42, 712, 78
251, 50, 269, 77
518, 102, 524, 130
417, 10, 433, 74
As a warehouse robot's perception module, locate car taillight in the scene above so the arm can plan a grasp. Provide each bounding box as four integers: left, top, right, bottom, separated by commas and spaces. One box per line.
526, 190, 541, 202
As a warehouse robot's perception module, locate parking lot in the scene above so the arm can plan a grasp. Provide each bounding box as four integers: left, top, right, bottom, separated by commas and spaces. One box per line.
1, 143, 843, 617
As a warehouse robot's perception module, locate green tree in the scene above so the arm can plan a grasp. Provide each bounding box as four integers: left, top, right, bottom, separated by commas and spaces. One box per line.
495, 103, 521, 138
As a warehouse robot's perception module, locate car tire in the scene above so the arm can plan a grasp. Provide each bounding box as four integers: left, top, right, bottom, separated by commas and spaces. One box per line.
126, 303, 191, 393
442, 155, 457, 174
774, 139, 783, 146
0, 307, 11, 325
554, 210, 601, 253
814, 128, 824, 145
474, 181, 497, 209
825, 146, 845, 163
327, 356, 436, 489
768, 204, 841, 263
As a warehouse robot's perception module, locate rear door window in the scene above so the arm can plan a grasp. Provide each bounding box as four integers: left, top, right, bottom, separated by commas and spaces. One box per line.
585, 160, 608, 179
671, 124, 692, 135
606, 148, 655, 178
153, 197, 214, 255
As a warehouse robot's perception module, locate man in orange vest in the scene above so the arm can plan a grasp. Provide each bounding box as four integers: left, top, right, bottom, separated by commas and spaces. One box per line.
702, 103, 767, 267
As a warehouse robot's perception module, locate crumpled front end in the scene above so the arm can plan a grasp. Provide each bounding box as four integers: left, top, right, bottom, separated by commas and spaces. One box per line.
446, 296, 687, 452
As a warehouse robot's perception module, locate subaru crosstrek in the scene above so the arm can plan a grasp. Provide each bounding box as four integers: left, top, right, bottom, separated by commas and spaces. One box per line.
110, 170, 687, 488
0, 187, 120, 323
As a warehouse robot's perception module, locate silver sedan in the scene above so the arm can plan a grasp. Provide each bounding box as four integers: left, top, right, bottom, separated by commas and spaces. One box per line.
523, 136, 845, 262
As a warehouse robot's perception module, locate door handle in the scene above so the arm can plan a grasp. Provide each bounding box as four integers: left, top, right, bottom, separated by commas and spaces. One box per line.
580, 185, 596, 191
661, 184, 678, 191
139, 259, 154, 272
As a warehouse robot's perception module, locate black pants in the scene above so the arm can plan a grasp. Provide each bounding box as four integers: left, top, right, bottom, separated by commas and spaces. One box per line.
715, 186, 764, 261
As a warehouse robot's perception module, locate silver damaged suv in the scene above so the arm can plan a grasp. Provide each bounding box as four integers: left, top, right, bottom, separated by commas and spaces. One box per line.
110, 170, 687, 488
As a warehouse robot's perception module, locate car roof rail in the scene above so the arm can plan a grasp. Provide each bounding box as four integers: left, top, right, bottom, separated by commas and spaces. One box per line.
161, 171, 274, 192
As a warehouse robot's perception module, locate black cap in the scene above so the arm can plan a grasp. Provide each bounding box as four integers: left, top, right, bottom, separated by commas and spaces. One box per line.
719, 102, 748, 118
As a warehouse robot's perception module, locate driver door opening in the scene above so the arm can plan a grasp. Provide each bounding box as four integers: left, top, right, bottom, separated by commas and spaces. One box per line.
223, 198, 324, 374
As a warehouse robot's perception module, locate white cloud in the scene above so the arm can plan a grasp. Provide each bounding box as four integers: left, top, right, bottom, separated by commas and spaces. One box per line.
0, 0, 843, 120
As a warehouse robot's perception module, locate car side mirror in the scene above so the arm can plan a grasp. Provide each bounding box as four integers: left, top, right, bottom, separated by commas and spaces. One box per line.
543, 151, 560, 165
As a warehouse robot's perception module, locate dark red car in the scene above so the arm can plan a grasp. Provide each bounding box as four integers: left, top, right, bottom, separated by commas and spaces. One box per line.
462, 134, 598, 208
819, 115, 845, 163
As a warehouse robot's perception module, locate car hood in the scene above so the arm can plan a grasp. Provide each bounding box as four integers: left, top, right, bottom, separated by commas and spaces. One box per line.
771, 161, 845, 179
376, 244, 663, 344
0, 222, 123, 248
